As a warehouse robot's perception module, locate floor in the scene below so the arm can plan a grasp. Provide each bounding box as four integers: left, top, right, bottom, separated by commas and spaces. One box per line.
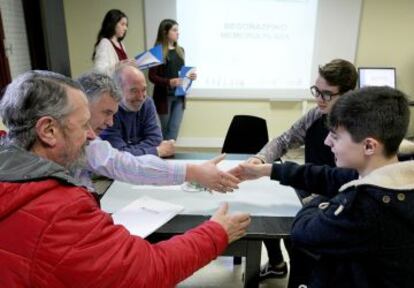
178, 241, 289, 288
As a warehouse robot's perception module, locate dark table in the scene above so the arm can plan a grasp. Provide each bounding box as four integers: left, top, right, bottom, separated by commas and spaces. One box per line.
101, 152, 301, 288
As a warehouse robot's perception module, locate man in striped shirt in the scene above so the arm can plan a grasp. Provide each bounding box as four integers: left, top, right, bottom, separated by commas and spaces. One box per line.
77, 71, 239, 194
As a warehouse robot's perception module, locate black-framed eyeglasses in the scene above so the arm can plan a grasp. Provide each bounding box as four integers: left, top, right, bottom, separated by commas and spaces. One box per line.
310, 85, 341, 102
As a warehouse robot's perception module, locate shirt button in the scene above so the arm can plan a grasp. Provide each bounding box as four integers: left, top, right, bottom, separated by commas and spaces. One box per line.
318, 202, 330, 210
397, 193, 406, 201
382, 195, 391, 204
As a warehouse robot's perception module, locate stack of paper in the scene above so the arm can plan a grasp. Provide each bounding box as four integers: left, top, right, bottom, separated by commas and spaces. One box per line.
112, 196, 184, 238
135, 45, 163, 70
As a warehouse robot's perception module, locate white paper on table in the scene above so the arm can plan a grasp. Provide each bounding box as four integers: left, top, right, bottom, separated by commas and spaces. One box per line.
112, 196, 184, 238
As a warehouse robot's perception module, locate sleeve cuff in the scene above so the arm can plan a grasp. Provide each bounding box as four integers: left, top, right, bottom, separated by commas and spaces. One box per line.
252, 155, 266, 164
270, 163, 284, 181
202, 220, 229, 254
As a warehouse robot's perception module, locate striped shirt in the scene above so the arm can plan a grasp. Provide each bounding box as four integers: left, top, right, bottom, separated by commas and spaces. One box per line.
78, 138, 186, 193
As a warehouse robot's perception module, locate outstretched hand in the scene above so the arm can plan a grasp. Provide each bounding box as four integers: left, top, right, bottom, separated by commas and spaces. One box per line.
210, 203, 251, 243
227, 162, 272, 181
187, 154, 240, 193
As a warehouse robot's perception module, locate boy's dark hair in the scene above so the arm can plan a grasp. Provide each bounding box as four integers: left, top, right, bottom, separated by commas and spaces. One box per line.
319, 59, 358, 94
328, 86, 410, 157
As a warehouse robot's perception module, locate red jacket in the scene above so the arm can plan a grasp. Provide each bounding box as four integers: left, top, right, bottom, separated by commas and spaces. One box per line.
0, 145, 228, 287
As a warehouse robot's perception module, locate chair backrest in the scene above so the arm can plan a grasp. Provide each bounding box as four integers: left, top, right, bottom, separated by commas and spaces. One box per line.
398, 153, 414, 162
222, 115, 269, 154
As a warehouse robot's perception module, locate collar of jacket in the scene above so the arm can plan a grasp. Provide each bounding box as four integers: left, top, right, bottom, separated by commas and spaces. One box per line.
0, 144, 83, 187
339, 160, 414, 192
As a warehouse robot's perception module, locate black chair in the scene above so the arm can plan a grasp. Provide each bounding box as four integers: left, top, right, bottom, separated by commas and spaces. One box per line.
222, 115, 269, 266
398, 153, 414, 161
222, 115, 269, 154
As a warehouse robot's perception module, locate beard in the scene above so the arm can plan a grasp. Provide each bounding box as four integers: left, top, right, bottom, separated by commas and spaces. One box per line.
59, 126, 89, 173
66, 142, 88, 172
121, 98, 145, 112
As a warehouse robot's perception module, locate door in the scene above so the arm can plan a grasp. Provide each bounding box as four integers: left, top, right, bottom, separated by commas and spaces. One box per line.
0, 10, 12, 94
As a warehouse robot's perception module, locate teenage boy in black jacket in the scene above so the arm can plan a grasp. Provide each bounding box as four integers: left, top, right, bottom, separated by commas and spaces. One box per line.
231, 86, 414, 288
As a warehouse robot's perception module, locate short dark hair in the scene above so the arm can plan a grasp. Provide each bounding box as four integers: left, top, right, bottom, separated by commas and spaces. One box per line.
328, 86, 410, 157
318, 59, 358, 94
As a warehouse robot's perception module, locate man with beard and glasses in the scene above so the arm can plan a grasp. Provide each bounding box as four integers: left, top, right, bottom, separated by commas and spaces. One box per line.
0, 70, 251, 287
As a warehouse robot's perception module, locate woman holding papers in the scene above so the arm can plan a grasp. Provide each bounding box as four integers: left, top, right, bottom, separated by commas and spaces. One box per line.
92, 9, 129, 75
149, 19, 197, 140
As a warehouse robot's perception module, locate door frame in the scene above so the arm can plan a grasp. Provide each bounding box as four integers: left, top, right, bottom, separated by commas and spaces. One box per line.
0, 9, 12, 94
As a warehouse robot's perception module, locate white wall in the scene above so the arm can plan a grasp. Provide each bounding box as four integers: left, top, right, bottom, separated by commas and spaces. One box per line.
63, 0, 145, 77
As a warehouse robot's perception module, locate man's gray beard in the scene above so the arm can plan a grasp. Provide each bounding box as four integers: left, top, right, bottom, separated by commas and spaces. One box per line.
67, 143, 88, 172
121, 98, 144, 112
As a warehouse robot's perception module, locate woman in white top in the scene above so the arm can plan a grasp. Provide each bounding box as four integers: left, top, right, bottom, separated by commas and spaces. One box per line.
92, 9, 129, 75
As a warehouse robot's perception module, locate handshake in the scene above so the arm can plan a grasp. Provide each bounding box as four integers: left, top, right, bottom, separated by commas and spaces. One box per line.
186, 154, 271, 193
186, 154, 273, 244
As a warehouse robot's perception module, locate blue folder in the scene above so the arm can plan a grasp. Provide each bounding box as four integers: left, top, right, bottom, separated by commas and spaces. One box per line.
135, 44, 163, 70
175, 66, 196, 96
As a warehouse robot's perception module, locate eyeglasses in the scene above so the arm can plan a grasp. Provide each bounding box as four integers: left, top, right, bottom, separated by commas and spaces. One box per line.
310, 85, 341, 102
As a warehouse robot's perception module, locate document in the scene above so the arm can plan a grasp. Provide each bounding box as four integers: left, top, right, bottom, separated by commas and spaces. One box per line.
135, 44, 163, 70
112, 196, 184, 238
175, 66, 196, 96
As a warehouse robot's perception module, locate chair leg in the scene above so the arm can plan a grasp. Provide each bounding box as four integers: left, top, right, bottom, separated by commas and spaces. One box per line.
233, 256, 242, 265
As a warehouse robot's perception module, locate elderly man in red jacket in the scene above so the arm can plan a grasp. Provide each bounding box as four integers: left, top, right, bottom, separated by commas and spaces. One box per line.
0, 70, 250, 287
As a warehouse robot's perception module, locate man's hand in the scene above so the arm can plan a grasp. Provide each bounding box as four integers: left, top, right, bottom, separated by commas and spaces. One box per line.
210, 203, 251, 243
186, 154, 240, 192
157, 140, 175, 157
227, 162, 272, 181
246, 156, 264, 165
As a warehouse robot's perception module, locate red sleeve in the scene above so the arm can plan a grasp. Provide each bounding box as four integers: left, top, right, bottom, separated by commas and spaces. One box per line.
149, 65, 171, 87
32, 189, 228, 288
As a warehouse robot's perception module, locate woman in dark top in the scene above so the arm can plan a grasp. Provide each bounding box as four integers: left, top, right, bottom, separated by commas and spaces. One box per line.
149, 19, 196, 140
93, 9, 128, 75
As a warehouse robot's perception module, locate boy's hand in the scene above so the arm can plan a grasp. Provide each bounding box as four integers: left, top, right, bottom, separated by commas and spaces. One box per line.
228, 163, 272, 181
246, 157, 264, 165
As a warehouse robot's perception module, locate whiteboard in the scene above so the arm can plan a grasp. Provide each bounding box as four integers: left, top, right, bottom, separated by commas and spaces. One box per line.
143, 0, 362, 100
